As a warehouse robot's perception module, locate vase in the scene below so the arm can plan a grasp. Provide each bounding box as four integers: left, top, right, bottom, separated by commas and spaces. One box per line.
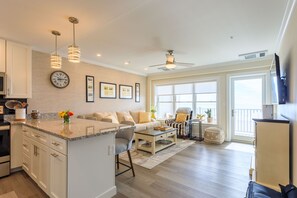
64, 116, 70, 124
151, 112, 156, 119
207, 117, 213, 123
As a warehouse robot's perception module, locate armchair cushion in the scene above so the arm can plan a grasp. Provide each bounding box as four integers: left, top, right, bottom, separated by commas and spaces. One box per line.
176, 113, 188, 122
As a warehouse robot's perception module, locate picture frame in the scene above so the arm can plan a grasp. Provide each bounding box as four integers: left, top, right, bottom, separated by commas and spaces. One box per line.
119, 84, 133, 99
86, 75, 94, 102
100, 82, 117, 99
135, 83, 140, 102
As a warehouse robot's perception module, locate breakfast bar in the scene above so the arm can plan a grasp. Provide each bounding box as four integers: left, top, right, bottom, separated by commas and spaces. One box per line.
18, 118, 121, 198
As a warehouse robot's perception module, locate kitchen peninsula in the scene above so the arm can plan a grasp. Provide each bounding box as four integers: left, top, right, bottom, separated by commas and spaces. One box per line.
12, 118, 121, 198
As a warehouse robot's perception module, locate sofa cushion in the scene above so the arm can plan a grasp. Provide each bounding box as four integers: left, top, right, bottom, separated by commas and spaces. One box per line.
139, 112, 151, 123
94, 112, 118, 122
124, 115, 136, 124
116, 112, 133, 124
104, 115, 119, 124
129, 111, 141, 124
134, 124, 147, 132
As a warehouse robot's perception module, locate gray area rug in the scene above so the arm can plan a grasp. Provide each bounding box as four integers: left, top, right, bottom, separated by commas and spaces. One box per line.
119, 139, 195, 169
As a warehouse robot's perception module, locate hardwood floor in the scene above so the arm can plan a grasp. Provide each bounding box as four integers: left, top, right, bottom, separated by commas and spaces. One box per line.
0, 142, 252, 198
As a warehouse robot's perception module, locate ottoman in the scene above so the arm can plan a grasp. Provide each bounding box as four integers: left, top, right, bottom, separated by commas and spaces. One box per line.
204, 127, 224, 144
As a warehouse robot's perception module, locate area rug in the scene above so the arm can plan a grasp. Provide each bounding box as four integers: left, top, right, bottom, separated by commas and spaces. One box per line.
119, 139, 195, 169
0, 191, 18, 198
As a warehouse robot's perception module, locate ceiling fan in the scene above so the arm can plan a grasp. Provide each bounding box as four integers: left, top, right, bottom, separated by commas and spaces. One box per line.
148, 50, 194, 70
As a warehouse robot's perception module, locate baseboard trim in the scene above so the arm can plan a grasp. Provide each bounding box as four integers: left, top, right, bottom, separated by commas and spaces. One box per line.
95, 186, 117, 198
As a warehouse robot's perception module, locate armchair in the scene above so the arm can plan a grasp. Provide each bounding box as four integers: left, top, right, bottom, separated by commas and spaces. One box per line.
165, 107, 193, 138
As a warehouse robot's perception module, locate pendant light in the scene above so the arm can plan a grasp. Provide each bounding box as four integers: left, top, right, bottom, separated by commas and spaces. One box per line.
51, 30, 62, 69
68, 17, 80, 63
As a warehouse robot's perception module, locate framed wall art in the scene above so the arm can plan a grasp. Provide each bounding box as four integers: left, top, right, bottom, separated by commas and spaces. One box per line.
100, 82, 117, 99
135, 83, 140, 102
119, 84, 133, 99
86, 75, 94, 102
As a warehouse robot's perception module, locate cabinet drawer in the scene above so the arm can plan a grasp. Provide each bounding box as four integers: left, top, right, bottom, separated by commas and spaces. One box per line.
30, 129, 49, 146
50, 136, 67, 155
166, 131, 176, 137
156, 134, 166, 141
23, 136, 31, 156
22, 125, 31, 137
22, 153, 30, 174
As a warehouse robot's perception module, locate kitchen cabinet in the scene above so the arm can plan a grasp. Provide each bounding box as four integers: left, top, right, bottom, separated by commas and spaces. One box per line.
6, 41, 32, 98
49, 148, 67, 198
253, 118, 290, 191
10, 125, 23, 169
0, 39, 5, 72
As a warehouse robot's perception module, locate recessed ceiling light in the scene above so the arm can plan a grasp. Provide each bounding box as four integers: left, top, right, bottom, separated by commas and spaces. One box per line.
124, 61, 130, 65
96, 54, 101, 57
144, 68, 148, 71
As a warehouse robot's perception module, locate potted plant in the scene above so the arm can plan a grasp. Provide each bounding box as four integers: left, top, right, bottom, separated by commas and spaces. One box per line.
150, 106, 157, 119
205, 109, 213, 123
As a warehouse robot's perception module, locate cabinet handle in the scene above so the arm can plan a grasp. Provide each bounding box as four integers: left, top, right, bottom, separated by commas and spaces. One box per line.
52, 142, 60, 146
51, 153, 59, 158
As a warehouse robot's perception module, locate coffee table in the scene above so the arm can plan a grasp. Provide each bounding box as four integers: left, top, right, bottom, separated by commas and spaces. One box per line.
134, 128, 177, 155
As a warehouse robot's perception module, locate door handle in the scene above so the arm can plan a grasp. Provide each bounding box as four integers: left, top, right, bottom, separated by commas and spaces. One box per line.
52, 142, 60, 146
51, 153, 59, 158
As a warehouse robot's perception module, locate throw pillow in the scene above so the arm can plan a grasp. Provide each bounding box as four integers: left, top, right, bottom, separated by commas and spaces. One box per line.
139, 112, 151, 123
175, 113, 188, 122
116, 112, 130, 124
129, 111, 144, 124
124, 114, 136, 124
104, 115, 119, 124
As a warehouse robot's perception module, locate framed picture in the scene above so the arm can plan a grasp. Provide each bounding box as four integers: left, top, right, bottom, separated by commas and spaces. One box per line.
100, 82, 117, 99
119, 84, 133, 99
86, 75, 94, 102
135, 83, 140, 102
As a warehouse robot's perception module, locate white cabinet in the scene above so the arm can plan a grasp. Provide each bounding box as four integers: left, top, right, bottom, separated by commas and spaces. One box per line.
49, 149, 67, 198
6, 41, 32, 98
0, 39, 5, 72
254, 119, 290, 190
10, 125, 23, 169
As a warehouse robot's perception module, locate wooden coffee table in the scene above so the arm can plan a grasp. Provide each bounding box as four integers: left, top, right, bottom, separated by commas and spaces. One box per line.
134, 128, 177, 155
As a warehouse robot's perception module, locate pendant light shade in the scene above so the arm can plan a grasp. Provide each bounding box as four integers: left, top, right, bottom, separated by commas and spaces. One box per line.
68, 17, 80, 63
51, 30, 62, 69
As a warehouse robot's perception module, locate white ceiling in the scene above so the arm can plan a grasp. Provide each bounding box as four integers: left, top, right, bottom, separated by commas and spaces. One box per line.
0, 0, 289, 75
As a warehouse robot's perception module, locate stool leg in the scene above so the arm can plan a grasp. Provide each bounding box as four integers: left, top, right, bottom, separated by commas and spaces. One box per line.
116, 154, 119, 169
127, 150, 135, 177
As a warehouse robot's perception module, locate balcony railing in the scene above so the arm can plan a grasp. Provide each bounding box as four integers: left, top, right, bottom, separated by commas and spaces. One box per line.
234, 108, 262, 137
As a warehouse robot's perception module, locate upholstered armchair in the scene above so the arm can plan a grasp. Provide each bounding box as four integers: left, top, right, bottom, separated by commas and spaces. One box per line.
165, 107, 193, 138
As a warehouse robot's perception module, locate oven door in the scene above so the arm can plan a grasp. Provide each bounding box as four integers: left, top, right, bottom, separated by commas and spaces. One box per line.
0, 125, 10, 177
0, 73, 6, 95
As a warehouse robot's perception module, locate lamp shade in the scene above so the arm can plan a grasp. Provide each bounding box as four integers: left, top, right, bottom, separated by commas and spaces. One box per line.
51, 54, 62, 69
68, 45, 80, 63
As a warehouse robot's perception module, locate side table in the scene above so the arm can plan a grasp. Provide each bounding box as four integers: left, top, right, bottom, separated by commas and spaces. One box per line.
189, 121, 204, 141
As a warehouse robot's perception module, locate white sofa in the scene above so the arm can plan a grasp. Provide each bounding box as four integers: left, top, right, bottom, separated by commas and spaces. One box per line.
77, 111, 160, 132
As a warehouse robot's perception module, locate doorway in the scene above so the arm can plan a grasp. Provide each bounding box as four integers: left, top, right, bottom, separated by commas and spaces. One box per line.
230, 75, 266, 142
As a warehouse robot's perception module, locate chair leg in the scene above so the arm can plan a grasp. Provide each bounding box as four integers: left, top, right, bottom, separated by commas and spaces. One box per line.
127, 150, 135, 177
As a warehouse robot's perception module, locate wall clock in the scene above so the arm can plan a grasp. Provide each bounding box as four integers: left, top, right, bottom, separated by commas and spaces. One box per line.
50, 71, 70, 88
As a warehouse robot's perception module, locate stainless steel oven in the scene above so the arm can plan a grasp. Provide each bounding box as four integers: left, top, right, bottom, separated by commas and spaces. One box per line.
0, 72, 6, 95
0, 124, 10, 177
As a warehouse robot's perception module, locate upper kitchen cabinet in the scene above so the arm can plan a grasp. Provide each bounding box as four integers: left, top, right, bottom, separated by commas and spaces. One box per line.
0, 39, 5, 72
6, 41, 32, 98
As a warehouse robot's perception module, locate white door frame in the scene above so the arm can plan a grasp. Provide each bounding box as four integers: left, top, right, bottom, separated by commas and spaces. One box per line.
227, 72, 269, 143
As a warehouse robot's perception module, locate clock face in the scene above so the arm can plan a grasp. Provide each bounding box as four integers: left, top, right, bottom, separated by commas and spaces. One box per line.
50, 71, 70, 88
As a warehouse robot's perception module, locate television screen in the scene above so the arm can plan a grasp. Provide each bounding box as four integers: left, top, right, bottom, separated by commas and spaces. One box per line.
270, 54, 286, 104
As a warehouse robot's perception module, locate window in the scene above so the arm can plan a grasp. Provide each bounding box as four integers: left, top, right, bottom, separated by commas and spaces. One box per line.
155, 81, 217, 120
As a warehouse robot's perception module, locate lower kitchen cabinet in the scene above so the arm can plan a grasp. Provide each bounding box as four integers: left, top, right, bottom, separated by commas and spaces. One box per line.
10, 125, 23, 169
49, 149, 67, 198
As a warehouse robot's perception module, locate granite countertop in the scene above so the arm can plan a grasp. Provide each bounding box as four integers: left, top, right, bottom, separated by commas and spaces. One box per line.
9, 118, 123, 141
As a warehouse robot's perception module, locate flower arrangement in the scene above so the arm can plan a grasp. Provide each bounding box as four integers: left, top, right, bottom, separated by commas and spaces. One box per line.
196, 114, 205, 121
150, 106, 157, 113
59, 110, 74, 124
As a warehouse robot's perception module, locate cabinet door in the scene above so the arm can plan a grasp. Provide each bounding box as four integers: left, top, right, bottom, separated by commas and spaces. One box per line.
6, 41, 32, 98
0, 39, 5, 72
49, 149, 67, 198
11, 125, 23, 169
30, 143, 39, 182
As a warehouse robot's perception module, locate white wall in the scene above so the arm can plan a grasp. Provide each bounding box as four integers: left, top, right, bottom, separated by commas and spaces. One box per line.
28, 51, 146, 115
147, 59, 272, 140
277, 1, 297, 184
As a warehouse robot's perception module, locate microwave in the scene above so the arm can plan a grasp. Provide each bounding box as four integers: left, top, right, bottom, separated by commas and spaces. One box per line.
0, 73, 6, 95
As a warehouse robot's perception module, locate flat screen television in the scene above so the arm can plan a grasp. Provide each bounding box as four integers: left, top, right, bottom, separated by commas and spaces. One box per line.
270, 53, 287, 104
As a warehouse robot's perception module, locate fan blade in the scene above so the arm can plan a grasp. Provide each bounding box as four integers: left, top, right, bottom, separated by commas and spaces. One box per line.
148, 63, 165, 67
175, 62, 195, 67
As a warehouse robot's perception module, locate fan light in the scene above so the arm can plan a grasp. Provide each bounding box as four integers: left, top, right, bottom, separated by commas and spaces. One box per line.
68, 17, 80, 63
165, 63, 176, 69
51, 30, 62, 69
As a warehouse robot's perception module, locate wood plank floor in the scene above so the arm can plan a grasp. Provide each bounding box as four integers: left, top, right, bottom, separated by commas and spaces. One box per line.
0, 142, 252, 198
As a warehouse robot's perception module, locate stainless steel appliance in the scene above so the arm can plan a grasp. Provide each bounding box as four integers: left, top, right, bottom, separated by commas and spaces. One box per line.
0, 72, 5, 95
0, 124, 10, 177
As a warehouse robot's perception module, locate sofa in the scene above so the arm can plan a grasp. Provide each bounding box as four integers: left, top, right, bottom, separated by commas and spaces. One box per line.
77, 111, 160, 132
